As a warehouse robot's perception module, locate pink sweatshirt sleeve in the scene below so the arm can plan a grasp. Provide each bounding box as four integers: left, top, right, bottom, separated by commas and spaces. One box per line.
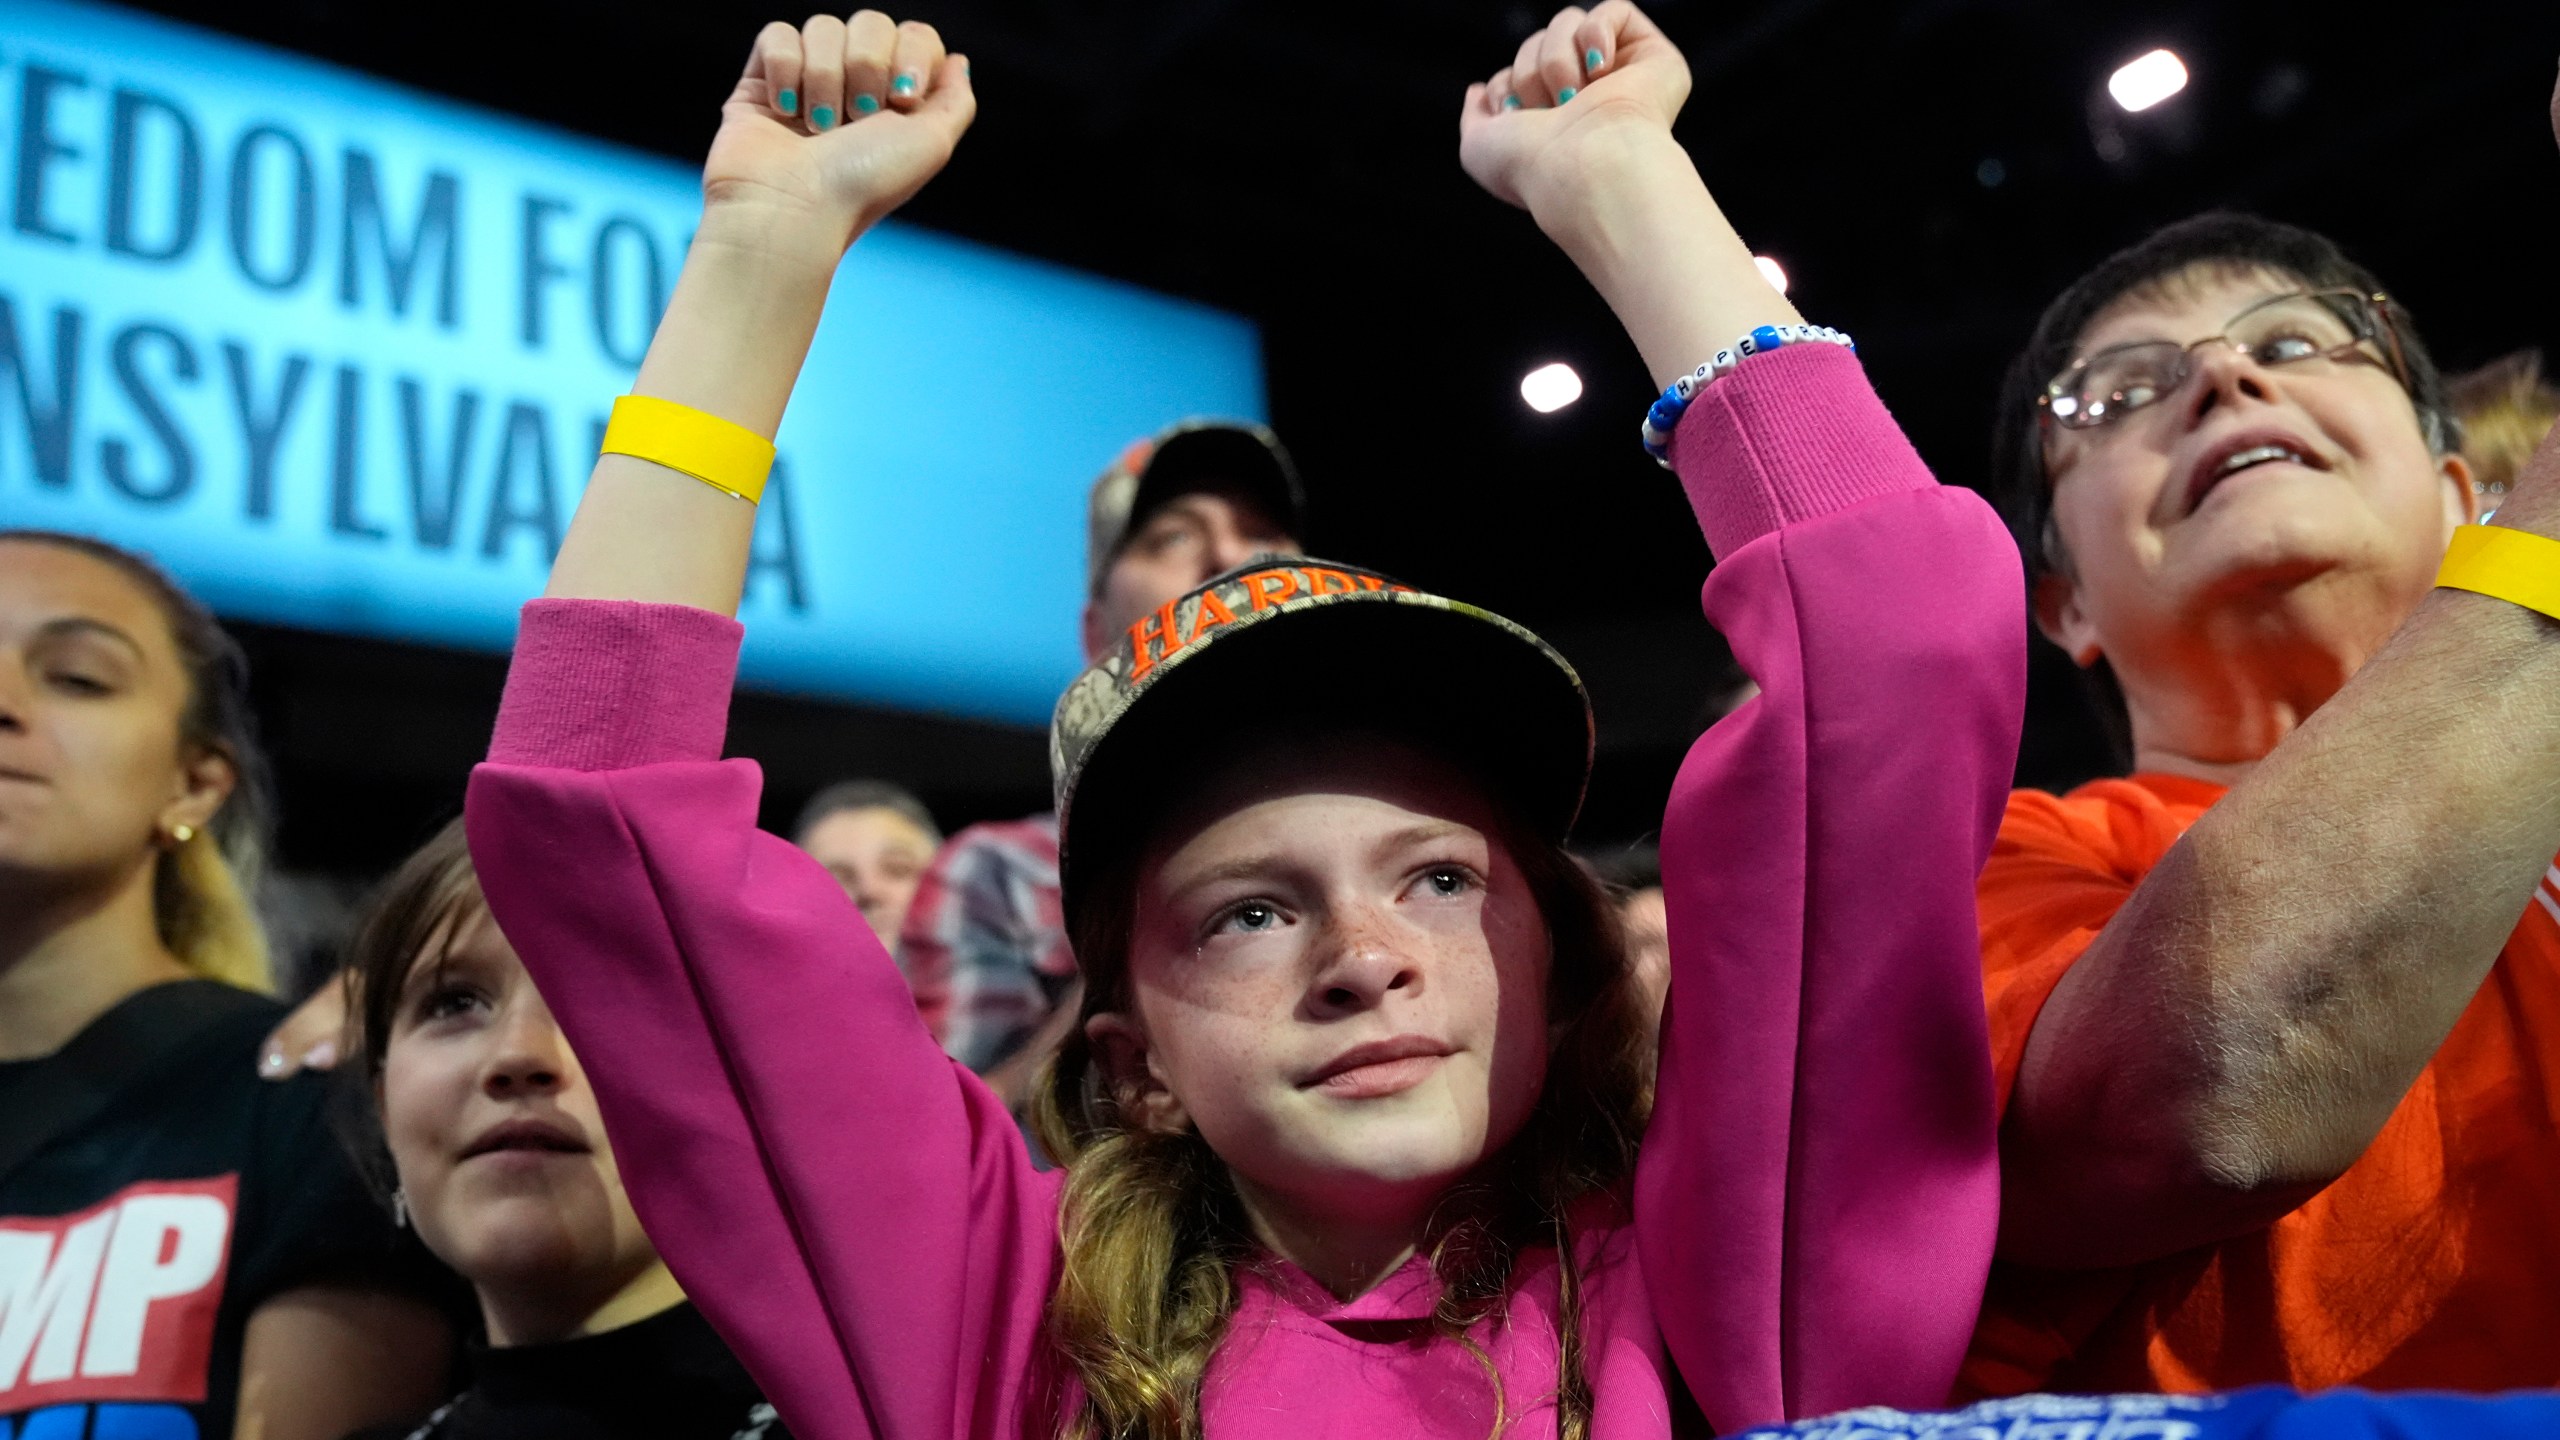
464, 602, 1064, 1440
1637, 342, 2022, 1429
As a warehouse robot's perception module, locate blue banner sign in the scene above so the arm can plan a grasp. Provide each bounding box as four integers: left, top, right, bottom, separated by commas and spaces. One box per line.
0, 0, 1264, 724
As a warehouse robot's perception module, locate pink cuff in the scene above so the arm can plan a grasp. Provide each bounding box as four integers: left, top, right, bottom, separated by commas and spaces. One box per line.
488, 599, 743, 770
1669, 341, 1936, 562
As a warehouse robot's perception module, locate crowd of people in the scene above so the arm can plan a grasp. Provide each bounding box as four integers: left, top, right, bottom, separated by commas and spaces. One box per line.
6, 4, 2560, 1438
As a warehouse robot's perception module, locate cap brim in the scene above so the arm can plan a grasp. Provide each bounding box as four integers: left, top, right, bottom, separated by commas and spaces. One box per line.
1128, 426, 1306, 541
1058, 591, 1591, 929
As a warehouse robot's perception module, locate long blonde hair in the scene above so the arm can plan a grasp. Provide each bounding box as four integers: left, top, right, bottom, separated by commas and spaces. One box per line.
4, 531, 274, 992
1032, 807, 1652, 1440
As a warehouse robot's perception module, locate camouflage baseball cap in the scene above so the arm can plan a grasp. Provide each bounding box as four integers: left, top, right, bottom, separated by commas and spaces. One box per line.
1050, 556, 1593, 921
1086, 420, 1307, 592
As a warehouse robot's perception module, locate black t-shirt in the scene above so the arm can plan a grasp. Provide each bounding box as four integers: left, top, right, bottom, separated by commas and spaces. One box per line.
349, 1303, 789, 1440
0, 979, 447, 1440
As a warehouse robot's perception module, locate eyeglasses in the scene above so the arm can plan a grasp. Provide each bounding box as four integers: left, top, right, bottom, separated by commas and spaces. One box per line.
2039, 288, 2411, 433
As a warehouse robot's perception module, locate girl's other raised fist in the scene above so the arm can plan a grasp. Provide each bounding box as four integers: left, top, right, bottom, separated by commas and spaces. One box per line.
1458, 2, 1691, 215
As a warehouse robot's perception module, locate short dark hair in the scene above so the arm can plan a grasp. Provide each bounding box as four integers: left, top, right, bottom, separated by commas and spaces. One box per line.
1984, 214, 2457, 770
1987, 212, 2458, 588
791, 779, 941, 848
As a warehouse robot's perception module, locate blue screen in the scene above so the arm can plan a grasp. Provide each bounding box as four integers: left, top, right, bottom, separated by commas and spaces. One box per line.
0, 0, 1266, 724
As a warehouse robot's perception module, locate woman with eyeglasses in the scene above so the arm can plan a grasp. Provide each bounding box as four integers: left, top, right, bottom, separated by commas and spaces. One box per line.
1961, 205, 2560, 1396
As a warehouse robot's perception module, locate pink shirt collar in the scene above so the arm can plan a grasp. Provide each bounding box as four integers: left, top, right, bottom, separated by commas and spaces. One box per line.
1249, 1252, 1443, 1324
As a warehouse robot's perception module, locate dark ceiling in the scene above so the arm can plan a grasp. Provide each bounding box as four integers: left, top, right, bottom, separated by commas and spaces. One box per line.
118, 0, 2560, 866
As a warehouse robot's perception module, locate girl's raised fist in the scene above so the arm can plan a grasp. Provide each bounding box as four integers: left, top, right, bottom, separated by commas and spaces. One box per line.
703, 12, 976, 254
1458, 2, 1690, 213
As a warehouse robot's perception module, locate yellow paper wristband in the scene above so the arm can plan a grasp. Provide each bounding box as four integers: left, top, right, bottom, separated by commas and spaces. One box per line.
2436, 523, 2560, 623
598, 393, 775, 504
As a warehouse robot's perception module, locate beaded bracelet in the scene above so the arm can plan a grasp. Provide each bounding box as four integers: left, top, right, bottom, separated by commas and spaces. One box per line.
1640, 323, 1854, 468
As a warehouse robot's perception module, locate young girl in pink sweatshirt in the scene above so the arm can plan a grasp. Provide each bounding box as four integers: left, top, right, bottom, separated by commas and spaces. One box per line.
463, 5, 2026, 1436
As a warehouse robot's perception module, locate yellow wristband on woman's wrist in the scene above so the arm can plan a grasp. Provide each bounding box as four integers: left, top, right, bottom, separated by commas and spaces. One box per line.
598, 394, 775, 504
2436, 524, 2560, 622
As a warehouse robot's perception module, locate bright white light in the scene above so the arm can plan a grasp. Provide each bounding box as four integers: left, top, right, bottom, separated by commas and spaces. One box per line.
1520, 362, 1583, 413
2108, 49, 2188, 112
1753, 254, 1790, 294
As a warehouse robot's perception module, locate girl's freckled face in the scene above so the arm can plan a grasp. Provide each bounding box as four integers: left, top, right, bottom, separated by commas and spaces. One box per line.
1108, 736, 1554, 1220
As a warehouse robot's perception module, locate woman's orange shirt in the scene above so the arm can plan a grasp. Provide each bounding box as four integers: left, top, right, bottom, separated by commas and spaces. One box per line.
1966, 773, 2560, 1398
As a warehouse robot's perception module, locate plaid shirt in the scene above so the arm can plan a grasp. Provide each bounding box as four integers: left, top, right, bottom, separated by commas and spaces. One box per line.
895, 813, 1077, 1073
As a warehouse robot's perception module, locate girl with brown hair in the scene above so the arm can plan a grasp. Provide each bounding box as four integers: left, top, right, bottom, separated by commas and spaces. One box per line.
336, 820, 786, 1440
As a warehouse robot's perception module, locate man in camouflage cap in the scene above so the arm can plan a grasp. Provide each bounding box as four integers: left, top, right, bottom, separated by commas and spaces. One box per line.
900, 420, 1307, 1110
1078, 420, 1307, 660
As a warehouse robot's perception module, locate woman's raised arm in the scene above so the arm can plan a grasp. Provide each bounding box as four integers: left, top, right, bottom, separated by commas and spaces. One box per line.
542, 13, 974, 611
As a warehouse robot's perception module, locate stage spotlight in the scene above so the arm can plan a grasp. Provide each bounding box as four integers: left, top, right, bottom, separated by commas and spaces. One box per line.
1520, 362, 1583, 413
2108, 49, 2188, 112
1754, 255, 1790, 294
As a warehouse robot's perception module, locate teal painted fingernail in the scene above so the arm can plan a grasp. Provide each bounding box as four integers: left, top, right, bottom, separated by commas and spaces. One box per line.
1584, 47, 1603, 72
1558, 86, 1577, 103
853, 93, 881, 114
777, 87, 798, 115
891, 73, 917, 96
810, 104, 835, 130
1502, 93, 1522, 109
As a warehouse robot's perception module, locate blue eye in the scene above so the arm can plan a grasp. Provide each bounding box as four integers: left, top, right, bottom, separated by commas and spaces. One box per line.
1218, 900, 1282, 935
1418, 866, 1474, 899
